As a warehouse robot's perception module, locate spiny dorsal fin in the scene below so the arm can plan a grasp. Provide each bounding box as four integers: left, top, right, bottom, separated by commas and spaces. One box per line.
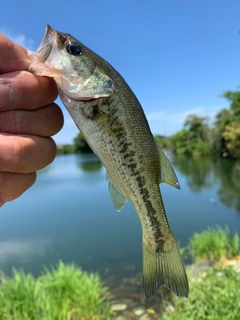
157, 144, 180, 189
106, 173, 127, 211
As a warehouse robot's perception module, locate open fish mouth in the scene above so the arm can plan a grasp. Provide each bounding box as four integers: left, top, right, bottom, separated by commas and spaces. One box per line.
28, 25, 59, 75
34, 25, 56, 63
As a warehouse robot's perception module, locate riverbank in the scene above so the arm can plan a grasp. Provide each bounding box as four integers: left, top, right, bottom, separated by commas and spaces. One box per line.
0, 226, 239, 319
108, 257, 240, 320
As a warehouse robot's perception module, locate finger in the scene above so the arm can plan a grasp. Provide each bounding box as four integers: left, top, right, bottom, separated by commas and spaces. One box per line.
0, 70, 58, 110
0, 172, 36, 207
0, 133, 56, 173
0, 103, 63, 136
0, 34, 31, 73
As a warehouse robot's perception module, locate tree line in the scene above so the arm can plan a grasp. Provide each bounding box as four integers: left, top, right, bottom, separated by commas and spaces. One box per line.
156, 89, 240, 159
58, 89, 240, 159
57, 133, 93, 155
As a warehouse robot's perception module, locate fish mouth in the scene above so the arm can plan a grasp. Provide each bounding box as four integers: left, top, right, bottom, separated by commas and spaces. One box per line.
35, 24, 56, 63
28, 25, 57, 73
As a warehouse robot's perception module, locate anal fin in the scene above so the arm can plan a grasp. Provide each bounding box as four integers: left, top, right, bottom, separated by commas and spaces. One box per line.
106, 173, 127, 212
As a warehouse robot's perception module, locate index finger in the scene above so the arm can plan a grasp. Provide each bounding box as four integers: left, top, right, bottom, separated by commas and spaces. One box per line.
0, 34, 58, 110
0, 34, 31, 73
0, 70, 58, 110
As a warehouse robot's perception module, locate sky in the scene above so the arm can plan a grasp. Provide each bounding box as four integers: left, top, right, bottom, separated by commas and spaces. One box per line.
1, 0, 239, 144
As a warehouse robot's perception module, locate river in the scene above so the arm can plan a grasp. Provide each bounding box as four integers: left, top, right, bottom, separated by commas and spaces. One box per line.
0, 153, 239, 289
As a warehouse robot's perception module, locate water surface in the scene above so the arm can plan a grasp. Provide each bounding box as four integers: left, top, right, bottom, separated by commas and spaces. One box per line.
0, 154, 239, 288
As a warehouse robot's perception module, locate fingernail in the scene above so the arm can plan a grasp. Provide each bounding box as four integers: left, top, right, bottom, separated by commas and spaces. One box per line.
27, 50, 35, 61
0, 82, 14, 110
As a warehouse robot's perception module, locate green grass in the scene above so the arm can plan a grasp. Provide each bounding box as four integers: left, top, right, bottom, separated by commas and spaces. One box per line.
189, 225, 240, 262
0, 226, 239, 319
161, 226, 240, 320
0, 261, 110, 320
161, 266, 240, 320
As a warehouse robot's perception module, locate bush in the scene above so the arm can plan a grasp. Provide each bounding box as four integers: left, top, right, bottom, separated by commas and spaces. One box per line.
189, 225, 239, 262
0, 261, 110, 320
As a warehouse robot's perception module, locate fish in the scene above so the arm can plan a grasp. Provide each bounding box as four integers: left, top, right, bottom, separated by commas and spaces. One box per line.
29, 25, 189, 299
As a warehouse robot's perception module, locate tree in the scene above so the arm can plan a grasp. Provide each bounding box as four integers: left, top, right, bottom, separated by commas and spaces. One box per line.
223, 90, 240, 117
73, 133, 93, 153
211, 108, 232, 157
170, 114, 212, 157
222, 121, 240, 158
212, 90, 240, 158
57, 144, 75, 155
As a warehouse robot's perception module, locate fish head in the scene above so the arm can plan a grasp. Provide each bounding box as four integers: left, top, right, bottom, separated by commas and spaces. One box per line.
29, 24, 113, 101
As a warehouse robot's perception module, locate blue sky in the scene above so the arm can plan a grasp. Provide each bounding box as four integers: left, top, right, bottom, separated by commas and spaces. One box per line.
1, 0, 239, 144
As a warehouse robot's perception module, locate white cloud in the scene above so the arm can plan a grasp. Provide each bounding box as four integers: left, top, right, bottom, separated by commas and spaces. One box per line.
0, 28, 34, 50
147, 105, 226, 136
147, 107, 205, 124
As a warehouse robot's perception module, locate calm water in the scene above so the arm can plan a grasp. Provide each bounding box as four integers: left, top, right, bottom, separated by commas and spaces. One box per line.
0, 153, 240, 287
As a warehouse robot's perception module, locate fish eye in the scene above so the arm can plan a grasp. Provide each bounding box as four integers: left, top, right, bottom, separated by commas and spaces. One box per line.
66, 42, 82, 56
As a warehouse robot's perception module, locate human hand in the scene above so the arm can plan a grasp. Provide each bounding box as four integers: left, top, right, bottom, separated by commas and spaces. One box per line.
0, 34, 63, 207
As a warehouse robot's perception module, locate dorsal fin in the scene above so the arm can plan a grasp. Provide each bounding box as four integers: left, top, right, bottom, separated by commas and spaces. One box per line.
157, 144, 180, 189
106, 173, 127, 211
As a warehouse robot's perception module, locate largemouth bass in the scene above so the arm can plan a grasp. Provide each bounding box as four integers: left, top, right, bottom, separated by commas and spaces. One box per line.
29, 25, 189, 299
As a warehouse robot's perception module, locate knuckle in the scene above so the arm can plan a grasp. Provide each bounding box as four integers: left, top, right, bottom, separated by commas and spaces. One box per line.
0, 135, 25, 172
10, 138, 25, 170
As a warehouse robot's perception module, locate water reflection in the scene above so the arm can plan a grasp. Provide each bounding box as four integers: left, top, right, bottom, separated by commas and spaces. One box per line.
173, 156, 214, 192
76, 154, 102, 172
174, 155, 240, 213
0, 153, 240, 290
214, 159, 240, 213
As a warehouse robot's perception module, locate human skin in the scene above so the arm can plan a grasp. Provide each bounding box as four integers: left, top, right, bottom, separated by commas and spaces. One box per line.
0, 34, 64, 207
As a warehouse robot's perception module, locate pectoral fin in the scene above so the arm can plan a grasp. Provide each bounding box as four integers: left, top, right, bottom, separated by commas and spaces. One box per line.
157, 144, 180, 189
106, 173, 127, 211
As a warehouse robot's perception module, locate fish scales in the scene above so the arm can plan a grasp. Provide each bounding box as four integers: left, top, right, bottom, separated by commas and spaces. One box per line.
29, 25, 189, 299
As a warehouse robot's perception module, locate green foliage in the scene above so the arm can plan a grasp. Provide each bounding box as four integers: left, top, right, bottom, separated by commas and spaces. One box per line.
73, 133, 93, 153
57, 144, 75, 155
56, 134, 93, 154
170, 129, 191, 155
0, 270, 40, 320
164, 88, 240, 159
161, 266, 240, 320
223, 90, 240, 117
212, 90, 240, 158
222, 120, 240, 158
0, 261, 110, 320
154, 135, 172, 149
183, 114, 209, 137
211, 108, 233, 157
189, 226, 239, 263
170, 114, 213, 157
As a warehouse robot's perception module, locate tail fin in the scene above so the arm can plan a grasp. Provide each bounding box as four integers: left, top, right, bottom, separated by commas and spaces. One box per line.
142, 235, 189, 299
